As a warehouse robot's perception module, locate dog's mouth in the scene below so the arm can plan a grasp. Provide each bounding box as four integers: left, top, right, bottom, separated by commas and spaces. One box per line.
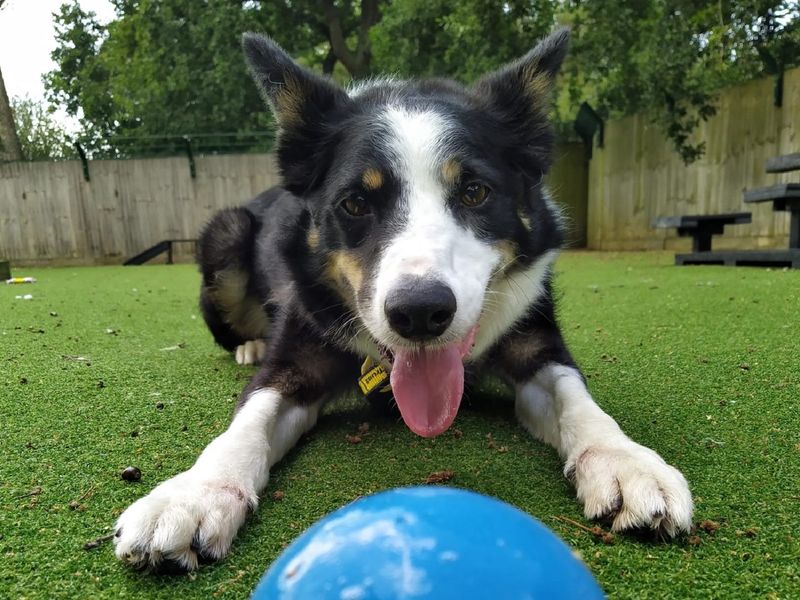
378, 325, 479, 438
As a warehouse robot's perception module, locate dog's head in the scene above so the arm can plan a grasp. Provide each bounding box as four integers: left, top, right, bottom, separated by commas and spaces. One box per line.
244, 31, 569, 437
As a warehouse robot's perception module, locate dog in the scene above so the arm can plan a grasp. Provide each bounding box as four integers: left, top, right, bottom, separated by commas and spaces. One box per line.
113, 28, 693, 572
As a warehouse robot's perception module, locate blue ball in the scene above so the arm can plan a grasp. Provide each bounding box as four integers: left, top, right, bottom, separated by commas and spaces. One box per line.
253, 487, 604, 599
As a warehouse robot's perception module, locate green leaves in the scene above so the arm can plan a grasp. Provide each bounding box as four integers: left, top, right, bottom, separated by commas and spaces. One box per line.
43, 1, 799, 163
46, 0, 278, 157
562, 0, 799, 163
11, 97, 73, 161
370, 0, 559, 82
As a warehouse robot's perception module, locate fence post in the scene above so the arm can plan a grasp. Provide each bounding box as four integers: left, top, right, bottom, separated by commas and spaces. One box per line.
774, 70, 784, 107
74, 142, 90, 181
183, 136, 196, 179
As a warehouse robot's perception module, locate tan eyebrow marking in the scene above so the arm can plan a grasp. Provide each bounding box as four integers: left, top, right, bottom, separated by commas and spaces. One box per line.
361, 168, 384, 191
442, 158, 462, 186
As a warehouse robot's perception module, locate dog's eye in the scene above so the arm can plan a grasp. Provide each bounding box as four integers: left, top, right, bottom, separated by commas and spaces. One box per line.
340, 195, 371, 217
461, 182, 490, 208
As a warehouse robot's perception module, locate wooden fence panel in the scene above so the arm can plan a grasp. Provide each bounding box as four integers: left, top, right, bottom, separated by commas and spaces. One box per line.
547, 142, 589, 248
587, 66, 799, 250
4, 68, 797, 263
0, 154, 280, 265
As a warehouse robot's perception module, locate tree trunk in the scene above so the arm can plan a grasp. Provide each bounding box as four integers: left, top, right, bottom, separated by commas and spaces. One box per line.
322, 44, 337, 75
320, 0, 381, 79
0, 65, 23, 161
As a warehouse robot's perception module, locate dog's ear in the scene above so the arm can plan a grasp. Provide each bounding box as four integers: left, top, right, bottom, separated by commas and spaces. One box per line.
243, 33, 348, 127
243, 33, 350, 194
472, 28, 570, 173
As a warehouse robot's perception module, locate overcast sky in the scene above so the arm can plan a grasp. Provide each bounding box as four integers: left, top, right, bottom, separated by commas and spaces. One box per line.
0, 0, 115, 102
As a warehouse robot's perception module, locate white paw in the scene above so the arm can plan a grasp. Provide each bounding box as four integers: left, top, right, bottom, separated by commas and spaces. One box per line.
235, 340, 267, 365
566, 442, 693, 538
114, 470, 254, 571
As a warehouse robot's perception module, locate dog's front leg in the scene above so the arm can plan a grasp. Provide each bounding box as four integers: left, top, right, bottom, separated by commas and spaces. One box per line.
515, 363, 693, 537
113, 387, 320, 571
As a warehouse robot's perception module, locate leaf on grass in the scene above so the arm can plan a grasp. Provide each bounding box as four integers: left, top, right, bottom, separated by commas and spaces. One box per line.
425, 470, 455, 484
160, 342, 186, 351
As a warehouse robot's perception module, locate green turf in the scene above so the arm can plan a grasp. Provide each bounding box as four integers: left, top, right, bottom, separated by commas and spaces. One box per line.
1, 252, 798, 599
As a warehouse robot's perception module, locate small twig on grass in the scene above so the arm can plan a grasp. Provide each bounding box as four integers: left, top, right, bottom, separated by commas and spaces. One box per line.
553, 514, 596, 532
77, 484, 97, 502
14, 486, 42, 499
62, 355, 90, 362
553, 515, 615, 544
83, 533, 115, 550
160, 343, 186, 352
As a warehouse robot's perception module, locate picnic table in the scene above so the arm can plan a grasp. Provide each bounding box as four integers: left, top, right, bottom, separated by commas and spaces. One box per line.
652, 213, 752, 253
743, 183, 800, 249
656, 152, 800, 268
765, 153, 800, 173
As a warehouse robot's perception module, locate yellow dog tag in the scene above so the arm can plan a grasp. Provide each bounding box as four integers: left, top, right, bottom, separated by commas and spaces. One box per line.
358, 357, 392, 396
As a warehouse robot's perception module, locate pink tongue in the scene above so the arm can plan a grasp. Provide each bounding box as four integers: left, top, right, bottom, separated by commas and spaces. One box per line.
390, 326, 478, 438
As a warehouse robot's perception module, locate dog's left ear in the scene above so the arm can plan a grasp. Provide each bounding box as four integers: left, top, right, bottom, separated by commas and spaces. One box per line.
243, 33, 351, 194
473, 27, 570, 172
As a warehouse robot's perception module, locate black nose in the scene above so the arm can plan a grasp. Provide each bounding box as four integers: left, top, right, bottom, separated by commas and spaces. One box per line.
384, 278, 457, 340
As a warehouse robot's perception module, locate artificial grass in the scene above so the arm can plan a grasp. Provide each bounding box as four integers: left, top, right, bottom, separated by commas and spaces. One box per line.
1, 252, 798, 599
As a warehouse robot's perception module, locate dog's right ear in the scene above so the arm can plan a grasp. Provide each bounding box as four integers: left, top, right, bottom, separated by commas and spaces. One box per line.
243, 34, 350, 194
472, 28, 570, 174
243, 33, 347, 127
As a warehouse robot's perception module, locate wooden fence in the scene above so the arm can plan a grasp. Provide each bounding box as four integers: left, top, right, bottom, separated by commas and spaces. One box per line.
6, 57, 796, 267
587, 66, 800, 250
0, 145, 587, 265
550, 143, 588, 248
0, 154, 280, 265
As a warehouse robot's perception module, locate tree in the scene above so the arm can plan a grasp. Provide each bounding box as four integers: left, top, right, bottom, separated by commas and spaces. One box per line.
320, 0, 382, 77
46, 1, 274, 155
11, 96, 73, 160
0, 0, 23, 161
371, 0, 559, 82
45, 0, 388, 156
561, 0, 800, 162
45, 0, 799, 163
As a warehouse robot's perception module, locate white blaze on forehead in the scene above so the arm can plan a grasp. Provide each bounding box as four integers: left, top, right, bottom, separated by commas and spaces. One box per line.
378, 106, 460, 276
380, 106, 454, 190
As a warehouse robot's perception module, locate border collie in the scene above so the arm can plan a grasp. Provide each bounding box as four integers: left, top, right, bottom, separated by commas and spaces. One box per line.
114, 28, 693, 572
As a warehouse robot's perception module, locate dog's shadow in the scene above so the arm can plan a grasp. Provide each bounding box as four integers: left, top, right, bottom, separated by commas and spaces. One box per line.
263, 373, 531, 494
321, 373, 517, 435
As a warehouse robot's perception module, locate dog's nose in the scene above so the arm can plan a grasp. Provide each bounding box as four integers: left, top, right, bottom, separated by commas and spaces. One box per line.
384, 278, 457, 340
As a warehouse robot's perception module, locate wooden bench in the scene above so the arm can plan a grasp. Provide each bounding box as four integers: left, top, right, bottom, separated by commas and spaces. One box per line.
743, 183, 800, 249
123, 239, 198, 265
766, 153, 800, 173
661, 153, 800, 268
653, 212, 752, 253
